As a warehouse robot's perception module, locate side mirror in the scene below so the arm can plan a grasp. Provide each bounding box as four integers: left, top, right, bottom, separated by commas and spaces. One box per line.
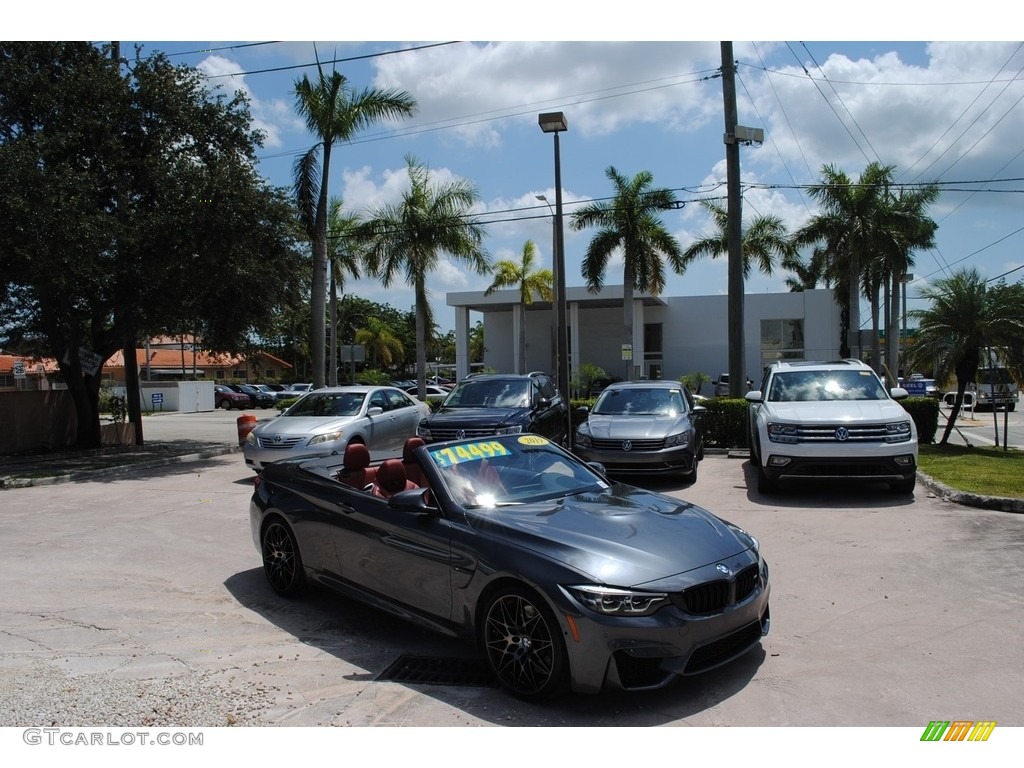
367, 406, 384, 416
745, 391, 763, 404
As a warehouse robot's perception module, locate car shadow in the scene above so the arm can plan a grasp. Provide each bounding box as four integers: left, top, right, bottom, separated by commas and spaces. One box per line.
223, 568, 766, 725
738, 461, 918, 508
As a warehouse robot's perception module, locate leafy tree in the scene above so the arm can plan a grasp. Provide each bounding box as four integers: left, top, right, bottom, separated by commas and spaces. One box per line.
681, 199, 795, 278
360, 155, 490, 398
355, 316, 404, 370
905, 269, 1024, 445
793, 162, 898, 360
292, 62, 416, 390
0, 42, 304, 448
469, 321, 486, 364
570, 167, 685, 380
484, 240, 553, 373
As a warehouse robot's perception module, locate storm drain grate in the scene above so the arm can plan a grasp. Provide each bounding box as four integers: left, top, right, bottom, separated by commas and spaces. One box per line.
377, 654, 498, 687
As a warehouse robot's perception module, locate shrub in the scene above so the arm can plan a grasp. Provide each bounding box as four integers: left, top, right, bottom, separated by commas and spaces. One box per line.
902, 395, 940, 444
702, 397, 750, 449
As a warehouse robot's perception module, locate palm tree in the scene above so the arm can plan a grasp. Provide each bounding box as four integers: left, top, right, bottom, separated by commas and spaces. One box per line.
794, 162, 897, 360
484, 239, 553, 374
905, 269, 1024, 445
360, 155, 490, 399
292, 64, 416, 389
681, 199, 795, 278
326, 197, 364, 386
570, 167, 685, 380
355, 316, 404, 371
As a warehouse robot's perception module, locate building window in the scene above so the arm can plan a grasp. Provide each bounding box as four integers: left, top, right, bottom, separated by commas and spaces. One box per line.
760, 319, 804, 370
643, 323, 663, 359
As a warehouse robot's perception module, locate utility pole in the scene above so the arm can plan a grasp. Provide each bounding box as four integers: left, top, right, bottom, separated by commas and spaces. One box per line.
721, 42, 745, 398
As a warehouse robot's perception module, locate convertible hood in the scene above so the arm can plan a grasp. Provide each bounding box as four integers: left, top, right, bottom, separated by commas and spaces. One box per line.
584, 414, 689, 438
469, 484, 753, 588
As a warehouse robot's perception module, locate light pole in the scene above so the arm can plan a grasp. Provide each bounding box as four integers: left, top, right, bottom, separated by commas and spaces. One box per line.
538, 113, 570, 433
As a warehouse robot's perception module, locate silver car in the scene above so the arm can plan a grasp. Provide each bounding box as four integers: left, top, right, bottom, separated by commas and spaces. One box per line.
243, 386, 431, 472
574, 380, 706, 481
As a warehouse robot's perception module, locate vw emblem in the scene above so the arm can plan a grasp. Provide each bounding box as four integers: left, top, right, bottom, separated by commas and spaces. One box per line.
455, 429, 466, 440
621, 440, 633, 452
716, 563, 731, 576
834, 426, 850, 441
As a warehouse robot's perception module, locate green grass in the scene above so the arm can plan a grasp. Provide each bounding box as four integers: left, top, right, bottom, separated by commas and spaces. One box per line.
918, 444, 1024, 498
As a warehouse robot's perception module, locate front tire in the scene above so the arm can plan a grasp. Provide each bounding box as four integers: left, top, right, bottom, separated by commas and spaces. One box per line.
261, 519, 306, 596
481, 585, 567, 700
757, 462, 779, 494
890, 475, 917, 494
218, 399, 231, 410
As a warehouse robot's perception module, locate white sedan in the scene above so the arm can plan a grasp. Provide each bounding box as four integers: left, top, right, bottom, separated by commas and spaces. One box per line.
243, 385, 430, 472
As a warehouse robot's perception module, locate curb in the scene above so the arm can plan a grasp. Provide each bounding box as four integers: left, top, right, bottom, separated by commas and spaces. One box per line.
916, 469, 1024, 514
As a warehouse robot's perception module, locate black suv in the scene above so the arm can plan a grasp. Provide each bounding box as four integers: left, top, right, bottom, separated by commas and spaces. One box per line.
416, 372, 569, 445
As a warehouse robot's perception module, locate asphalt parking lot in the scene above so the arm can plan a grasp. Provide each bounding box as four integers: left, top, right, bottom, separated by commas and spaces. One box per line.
2, 409, 1023, 728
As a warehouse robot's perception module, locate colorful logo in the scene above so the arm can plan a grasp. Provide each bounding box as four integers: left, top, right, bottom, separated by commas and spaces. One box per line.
920, 720, 996, 741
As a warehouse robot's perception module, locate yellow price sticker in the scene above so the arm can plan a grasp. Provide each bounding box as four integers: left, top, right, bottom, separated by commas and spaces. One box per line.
517, 435, 549, 446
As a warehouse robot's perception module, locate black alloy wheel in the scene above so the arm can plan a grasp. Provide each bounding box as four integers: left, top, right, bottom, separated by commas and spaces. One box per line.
218, 398, 231, 410
481, 586, 567, 700
261, 520, 306, 596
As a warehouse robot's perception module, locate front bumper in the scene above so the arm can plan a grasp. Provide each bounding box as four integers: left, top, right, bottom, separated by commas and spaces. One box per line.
574, 444, 697, 475
759, 452, 917, 483
546, 557, 771, 693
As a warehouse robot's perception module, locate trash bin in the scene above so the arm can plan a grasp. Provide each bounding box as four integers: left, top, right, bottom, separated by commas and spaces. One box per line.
237, 414, 257, 446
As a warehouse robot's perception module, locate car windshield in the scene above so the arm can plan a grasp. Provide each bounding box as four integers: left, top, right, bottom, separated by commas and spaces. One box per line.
593, 387, 686, 416
444, 379, 531, 408
426, 435, 606, 508
286, 391, 365, 417
767, 369, 888, 402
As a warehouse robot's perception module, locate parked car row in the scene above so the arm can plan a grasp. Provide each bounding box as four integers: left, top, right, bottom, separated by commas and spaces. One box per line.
214, 382, 313, 410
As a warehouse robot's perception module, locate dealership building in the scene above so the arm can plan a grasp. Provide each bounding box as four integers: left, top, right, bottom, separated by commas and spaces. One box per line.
446, 285, 842, 392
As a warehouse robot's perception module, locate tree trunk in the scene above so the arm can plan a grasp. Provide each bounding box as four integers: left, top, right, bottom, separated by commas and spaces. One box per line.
623, 262, 634, 381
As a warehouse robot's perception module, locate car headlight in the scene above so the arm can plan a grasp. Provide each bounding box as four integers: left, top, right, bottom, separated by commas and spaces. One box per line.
245, 431, 257, 445
884, 421, 912, 442
664, 430, 690, 448
562, 585, 669, 616
417, 425, 432, 440
308, 430, 344, 446
767, 422, 799, 443
575, 430, 592, 448
495, 425, 523, 435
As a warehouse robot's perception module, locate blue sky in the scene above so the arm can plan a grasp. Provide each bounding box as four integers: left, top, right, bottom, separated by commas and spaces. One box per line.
23, 9, 1024, 333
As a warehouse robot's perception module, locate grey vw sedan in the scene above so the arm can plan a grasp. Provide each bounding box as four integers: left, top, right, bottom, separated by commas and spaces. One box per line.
574, 380, 706, 481
251, 432, 769, 699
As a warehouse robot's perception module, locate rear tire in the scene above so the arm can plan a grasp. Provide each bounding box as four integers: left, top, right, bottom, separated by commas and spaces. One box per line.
261, 519, 306, 596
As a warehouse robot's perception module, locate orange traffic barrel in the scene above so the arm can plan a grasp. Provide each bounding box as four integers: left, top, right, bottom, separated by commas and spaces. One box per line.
236, 414, 258, 446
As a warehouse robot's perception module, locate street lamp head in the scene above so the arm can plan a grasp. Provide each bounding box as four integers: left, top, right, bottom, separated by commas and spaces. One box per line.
538, 112, 568, 133
535, 194, 547, 202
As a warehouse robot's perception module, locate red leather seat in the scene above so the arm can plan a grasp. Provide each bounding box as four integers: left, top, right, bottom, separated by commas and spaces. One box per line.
371, 459, 417, 499
338, 443, 376, 489
402, 436, 426, 486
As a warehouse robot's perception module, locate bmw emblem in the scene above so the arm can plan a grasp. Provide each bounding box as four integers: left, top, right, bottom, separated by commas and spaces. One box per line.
716, 563, 731, 576
621, 440, 633, 452
456, 429, 466, 440
835, 427, 849, 441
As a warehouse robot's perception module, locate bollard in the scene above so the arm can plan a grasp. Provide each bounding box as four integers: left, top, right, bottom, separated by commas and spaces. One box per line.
237, 413, 257, 446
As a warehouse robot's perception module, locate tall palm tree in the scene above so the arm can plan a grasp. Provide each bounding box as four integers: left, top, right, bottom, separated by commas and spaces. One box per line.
484, 239, 553, 374
360, 155, 490, 399
681, 199, 795, 278
355, 316, 404, 371
905, 268, 1024, 444
570, 166, 685, 380
293, 64, 416, 389
794, 162, 896, 360
326, 197, 364, 386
